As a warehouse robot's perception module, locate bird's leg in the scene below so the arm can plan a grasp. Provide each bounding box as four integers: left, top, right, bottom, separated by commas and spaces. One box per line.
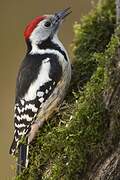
28, 119, 45, 143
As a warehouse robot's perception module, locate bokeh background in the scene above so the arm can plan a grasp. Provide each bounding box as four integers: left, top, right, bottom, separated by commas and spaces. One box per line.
0, 0, 98, 179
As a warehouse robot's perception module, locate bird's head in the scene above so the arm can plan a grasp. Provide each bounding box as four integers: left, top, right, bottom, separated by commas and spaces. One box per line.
24, 8, 71, 45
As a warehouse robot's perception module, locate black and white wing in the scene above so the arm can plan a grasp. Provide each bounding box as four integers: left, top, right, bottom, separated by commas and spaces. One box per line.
9, 54, 62, 155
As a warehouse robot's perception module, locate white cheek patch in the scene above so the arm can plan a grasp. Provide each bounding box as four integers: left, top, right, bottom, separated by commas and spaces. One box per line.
30, 21, 50, 44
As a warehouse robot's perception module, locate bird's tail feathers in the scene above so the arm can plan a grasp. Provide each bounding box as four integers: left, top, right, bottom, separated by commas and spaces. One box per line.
9, 134, 29, 175
9, 135, 19, 155
17, 137, 29, 175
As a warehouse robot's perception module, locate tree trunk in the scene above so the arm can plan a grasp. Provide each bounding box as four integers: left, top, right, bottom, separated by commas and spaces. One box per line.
89, 144, 120, 180
116, 0, 120, 24
87, 0, 120, 179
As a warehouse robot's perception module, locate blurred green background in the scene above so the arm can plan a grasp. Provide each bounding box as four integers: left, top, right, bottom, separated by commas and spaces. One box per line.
0, 0, 97, 179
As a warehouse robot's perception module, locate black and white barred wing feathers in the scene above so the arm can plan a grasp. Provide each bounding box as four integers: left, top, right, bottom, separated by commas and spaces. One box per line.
9, 54, 62, 155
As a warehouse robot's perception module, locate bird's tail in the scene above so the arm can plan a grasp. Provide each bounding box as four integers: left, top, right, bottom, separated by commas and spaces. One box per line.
9, 137, 18, 156
17, 137, 29, 175
9, 135, 29, 175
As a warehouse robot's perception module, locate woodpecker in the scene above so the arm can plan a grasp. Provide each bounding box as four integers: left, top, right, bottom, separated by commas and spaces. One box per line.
9, 8, 71, 174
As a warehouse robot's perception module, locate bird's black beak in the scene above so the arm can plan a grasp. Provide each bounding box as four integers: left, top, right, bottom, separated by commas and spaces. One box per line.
50, 8, 71, 38
52, 7, 72, 25
55, 7, 72, 20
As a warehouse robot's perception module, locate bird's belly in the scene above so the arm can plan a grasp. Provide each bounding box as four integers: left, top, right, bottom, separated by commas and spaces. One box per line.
37, 64, 71, 121
37, 79, 66, 121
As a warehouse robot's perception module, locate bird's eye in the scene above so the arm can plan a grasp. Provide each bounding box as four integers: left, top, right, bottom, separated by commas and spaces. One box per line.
44, 21, 51, 27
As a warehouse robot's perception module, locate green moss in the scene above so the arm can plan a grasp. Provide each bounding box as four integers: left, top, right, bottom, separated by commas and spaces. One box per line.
72, 0, 115, 89
16, 0, 119, 179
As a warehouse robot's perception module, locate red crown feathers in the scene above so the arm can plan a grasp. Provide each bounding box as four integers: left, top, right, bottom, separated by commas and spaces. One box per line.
24, 16, 46, 40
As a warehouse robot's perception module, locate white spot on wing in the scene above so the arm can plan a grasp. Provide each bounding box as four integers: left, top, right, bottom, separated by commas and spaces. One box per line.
15, 106, 24, 113
39, 97, 44, 103
21, 114, 32, 121
17, 129, 26, 136
15, 114, 21, 121
15, 123, 26, 128
17, 107, 21, 114
15, 114, 33, 122
45, 89, 48, 94
21, 99, 25, 106
24, 104, 38, 112
37, 91, 44, 97
22, 108, 24, 112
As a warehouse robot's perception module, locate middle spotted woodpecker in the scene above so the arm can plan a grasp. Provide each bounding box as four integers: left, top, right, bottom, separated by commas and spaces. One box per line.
9, 8, 71, 174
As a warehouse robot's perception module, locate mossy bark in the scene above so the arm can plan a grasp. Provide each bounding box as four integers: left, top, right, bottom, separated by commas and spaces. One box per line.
16, 0, 120, 179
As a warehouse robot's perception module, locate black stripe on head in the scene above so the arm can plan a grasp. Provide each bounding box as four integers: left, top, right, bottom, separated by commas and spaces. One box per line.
26, 39, 32, 54
38, 37, 68, 61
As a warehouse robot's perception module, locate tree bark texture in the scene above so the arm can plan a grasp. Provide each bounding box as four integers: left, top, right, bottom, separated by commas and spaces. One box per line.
87, 1, 120, 179
89, 144, 120, 180
116, 0, 120, 24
